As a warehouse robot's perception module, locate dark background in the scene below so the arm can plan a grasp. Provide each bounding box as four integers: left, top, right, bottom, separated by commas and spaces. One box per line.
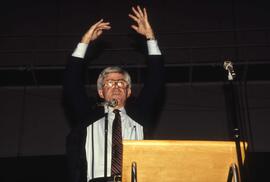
1, 0, 270, 181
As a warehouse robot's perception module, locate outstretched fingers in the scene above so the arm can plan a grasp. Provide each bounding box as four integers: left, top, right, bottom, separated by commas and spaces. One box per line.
131, 6, 141, 19
94, 19, 111, 30
128, 13, 139, 23
128, 6, 154, 39
136, 5, 145, 18
143, 8, 148, 20
81, 19, 111, 43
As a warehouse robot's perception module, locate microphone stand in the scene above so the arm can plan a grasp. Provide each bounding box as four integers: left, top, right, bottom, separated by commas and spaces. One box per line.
223, 61, 246, 181
98, 100, 117, 180
104, 109, 109, 178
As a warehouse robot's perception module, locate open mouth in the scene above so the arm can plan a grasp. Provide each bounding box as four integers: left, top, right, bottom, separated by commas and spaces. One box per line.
112, 91, 121, 95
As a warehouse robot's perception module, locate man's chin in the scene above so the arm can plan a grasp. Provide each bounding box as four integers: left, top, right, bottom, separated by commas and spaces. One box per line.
111, 95, 123, 100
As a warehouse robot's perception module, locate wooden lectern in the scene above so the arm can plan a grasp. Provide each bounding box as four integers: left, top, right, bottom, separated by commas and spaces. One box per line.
122, 140, 246, 182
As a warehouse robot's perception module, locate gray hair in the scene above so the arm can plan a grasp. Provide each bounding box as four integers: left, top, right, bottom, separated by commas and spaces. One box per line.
97, 66, 132, 90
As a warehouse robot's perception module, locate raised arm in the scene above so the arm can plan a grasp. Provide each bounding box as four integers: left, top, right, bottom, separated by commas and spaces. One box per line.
128, 6, 164, 134
63, 20, 111, 125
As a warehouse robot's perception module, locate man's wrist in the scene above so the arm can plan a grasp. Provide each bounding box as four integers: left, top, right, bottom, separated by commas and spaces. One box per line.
145, 30, 155, 40
145, 33, 155, 40
146, 37, 156, 41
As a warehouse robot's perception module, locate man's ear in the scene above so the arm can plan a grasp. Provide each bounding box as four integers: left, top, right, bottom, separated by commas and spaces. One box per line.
98, 89, 104, 98
127, 88, 131, 98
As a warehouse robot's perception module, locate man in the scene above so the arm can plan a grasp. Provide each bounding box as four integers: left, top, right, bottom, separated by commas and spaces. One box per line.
64, 6, 164, 182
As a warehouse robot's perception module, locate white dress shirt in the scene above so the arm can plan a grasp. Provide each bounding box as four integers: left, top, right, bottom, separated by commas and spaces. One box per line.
71, 39, 161, 181
85, 107, 143, 180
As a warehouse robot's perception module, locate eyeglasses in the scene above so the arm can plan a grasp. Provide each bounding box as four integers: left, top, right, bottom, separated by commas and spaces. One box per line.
103, 79, 129, 88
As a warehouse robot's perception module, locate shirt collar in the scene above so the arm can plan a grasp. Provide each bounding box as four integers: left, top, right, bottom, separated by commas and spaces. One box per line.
104, 106, 126, 115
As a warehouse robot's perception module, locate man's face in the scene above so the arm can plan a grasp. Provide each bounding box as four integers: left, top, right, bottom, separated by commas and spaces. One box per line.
98, 72, 131, 108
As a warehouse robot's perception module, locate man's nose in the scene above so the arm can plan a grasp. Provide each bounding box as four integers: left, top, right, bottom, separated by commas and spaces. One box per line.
112, 82, 120, 88
114, 83, 120, 88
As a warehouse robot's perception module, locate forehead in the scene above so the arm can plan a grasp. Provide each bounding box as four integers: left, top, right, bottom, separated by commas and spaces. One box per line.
103, 72, 125, 81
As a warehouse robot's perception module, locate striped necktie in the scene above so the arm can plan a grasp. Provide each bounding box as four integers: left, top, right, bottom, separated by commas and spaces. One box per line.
111, 109, 122, 175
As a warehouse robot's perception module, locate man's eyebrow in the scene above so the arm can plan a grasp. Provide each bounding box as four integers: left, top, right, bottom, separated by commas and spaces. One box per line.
105, 79, 126, 81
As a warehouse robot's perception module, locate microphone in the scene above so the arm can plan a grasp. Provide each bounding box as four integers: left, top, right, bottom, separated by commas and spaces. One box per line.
131, 162, 137, 182
97, 99, 118, 107
223, 60, 236, 80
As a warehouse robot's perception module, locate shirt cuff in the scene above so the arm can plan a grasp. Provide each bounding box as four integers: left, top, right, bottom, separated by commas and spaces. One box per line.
71, 43, 89, 59
147, 40, 162, 55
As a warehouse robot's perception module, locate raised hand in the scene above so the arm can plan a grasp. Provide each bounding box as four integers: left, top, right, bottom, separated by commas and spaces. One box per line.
128, 6, 155, 39
81, 19, 111, 44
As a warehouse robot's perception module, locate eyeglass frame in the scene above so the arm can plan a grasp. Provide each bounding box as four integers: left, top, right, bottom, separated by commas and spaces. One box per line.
102, 79, 129, 88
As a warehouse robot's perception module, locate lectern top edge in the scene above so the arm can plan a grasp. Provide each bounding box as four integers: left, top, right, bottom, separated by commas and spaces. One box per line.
123, 140, 246, 147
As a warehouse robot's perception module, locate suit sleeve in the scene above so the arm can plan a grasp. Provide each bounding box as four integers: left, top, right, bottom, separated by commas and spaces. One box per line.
134, 54, 165, 132
63, 56, 92, 126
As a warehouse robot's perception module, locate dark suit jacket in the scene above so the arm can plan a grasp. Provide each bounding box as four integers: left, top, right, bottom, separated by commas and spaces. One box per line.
63, 46, 164, 182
